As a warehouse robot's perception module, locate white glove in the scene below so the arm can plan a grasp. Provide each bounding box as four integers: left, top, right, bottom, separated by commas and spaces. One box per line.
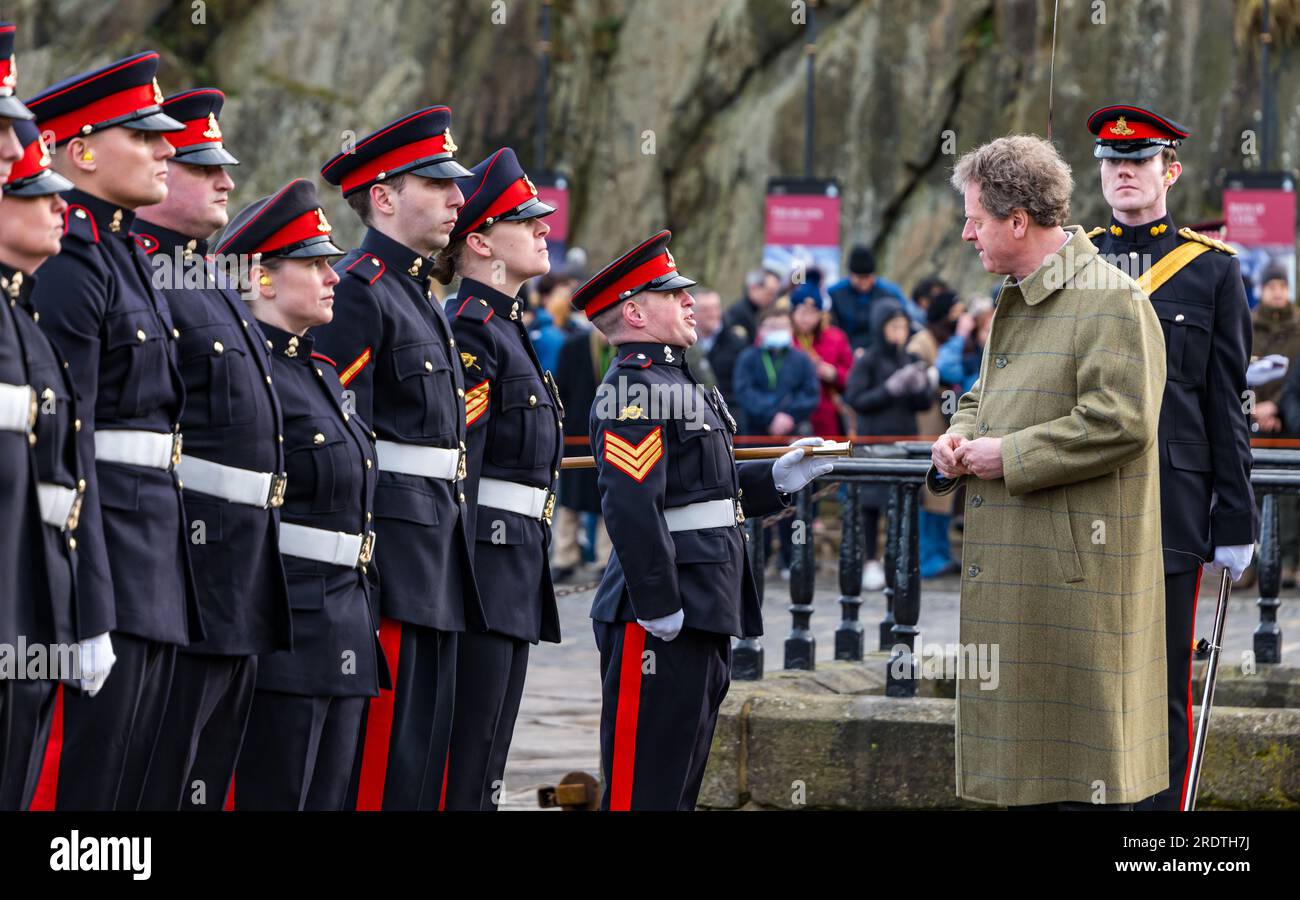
637, 609, 685, 642
1208, 544, 1254, 582
77, 631, 116, 696
1246, 354, 1289, 387
772, 437, 835, 493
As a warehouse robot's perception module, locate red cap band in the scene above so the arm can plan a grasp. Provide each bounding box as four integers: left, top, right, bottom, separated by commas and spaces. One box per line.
167, 114, 224, 151
38, 82, 160, 143
0, 57, 15, 96
6, 132, 51, 184
462, 176, 537, 234
256, 207, 333, 256
584, 252, 677, 317
339, 134, 450, 194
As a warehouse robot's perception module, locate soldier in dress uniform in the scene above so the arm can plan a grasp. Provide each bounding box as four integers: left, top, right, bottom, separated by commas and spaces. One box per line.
24, 51, 205, 811
1087, 105, 1257, 811
316, 105, 485, 811
571, 231, 831, 810
0, 33, 104, 810
129, 89, 291, 810
439, 147, 562, 810
214, 179, 384, 810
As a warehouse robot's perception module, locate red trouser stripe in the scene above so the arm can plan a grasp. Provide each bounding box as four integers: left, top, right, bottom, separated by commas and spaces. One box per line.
28, 683, 63, 810
438, 752, 450, 811
610, 622, 647, 811
1177, 565, 1205, 811
355, 617, 403, 810
224, 774, 236, 810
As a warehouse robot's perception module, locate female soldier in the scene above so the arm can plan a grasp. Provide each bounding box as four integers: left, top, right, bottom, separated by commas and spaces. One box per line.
438, 148, 562, 810
215, 179, 383, 810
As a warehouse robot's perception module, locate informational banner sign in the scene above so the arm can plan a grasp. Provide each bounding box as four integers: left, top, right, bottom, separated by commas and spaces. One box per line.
1223, 171, 1296, 307
533, 172, 569, 262
764, 178, 841, 286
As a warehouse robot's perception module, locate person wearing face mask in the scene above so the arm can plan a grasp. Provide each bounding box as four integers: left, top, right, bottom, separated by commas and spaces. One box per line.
315, 106, 484, 812
440, 147, 564, 811
128, 88, 291, 812
845, 303, 935, 589
1087, 105, 1256, 812
572, 230, 832, 809
26, 52, 203, 812
215, 179, 383, 810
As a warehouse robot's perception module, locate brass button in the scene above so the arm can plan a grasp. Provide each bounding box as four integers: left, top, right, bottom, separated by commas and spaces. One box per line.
172, 328, 180, 339
278, 434, 284, 443
457, 388, 464, 398
968, 564, 980, 577
1174, 313, 1185, 323
136, 329, 147, 342
69, 537, 77, 551
343, 412, 350, 422
213, 341, 224, 354
994, 355, 1007, 368
978, 423, 988, 435
74, 418, 82, 432
371, 257, 380, 267
266, 340, 273, 350
424, 360, 433, 372
971, 495, 983, 508
703, 423, 711, 431
77, 478, 86, 491
241, 319, 248, 328
449, 339, 455, 348
528, 394, 537, 406
28, 433, 36, 445
367, 512, 373, 521
365, 459, 373, 469
315, 368, 323, 377
459, 491, 466, 503
313, 432, 325, 445
265, 375, 272, 385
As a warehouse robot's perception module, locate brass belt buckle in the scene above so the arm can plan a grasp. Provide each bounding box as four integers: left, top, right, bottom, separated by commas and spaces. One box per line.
267, 473, 288, 508
542, 492, 556, 526
170, 432, 184, 470
358, 531, 376, 566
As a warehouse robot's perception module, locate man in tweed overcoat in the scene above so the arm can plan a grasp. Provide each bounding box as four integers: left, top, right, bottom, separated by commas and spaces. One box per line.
928, 135, 1170, 810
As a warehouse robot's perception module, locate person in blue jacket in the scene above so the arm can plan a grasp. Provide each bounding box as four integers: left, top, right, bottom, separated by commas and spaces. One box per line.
827, 245, 924, 352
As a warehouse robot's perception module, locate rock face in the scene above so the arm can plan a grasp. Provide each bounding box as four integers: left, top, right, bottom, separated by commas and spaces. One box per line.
7, 0, 1297, 296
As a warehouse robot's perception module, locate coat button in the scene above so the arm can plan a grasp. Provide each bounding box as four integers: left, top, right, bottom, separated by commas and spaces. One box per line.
313, 432, 325, 444
241, 319, 248, 328
68, 537, 76, 551
77, 478, 86, 491
265, 340, 273, 350
457, 388, 464, 397
74, 418, 81, 431
978, 422, 988, 435
1174, 313, 1185, 323
994, 355, 1007, 368
136, 329, 147, 342
703, 423, 711, 430
449, 339, 455, 348
172, 328, 180, 339
365, 459, 372, 469
971, 495, 983, 507
424, 360, 433, 372
459, 492, 466, 503
278, 434, 283, 443
1129, 251, 1139, 259
968, 564, 980, 577
213, 341, 224, 354
265, 375, 272, 384
367, 512, 373, 522
529, 395, 537, 406
343, 412, 350, 421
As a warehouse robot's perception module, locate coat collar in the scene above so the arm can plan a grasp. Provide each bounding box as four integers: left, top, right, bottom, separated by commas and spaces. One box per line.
614, 341, 687, 368
132, 218, 207, 258
361, 228, 431, 282
1102, 212, 1176, 247
0, 261, 35, 310
1015, 225, 1097, 307
65, 187, 136, 238
260, 320, 314, 365
458, 276, 522, 320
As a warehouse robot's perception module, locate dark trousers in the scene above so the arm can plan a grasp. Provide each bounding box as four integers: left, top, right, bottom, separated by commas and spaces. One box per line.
33, 632, 176, 810
233, 691, 368, 810
0, 679, 56, 810
352, 619, 457, 810
444, 629, 530, 811
594, 621, 731, 811
136, 652, 258, 810
1137, 566, 1204, 812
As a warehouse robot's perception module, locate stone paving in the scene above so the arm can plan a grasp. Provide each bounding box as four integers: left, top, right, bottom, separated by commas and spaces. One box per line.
499, 561, 1300, 810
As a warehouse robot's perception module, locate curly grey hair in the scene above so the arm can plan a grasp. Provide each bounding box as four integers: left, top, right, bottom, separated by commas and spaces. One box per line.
950, 135, 1074, 227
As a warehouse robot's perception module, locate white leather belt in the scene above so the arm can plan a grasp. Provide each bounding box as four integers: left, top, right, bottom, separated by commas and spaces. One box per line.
664, 498, 742, 532
279, 522, 376, 569
95, 429, 183, 471
37, 482, 82, 531
375, 440, 462, 481
478, 477, 555, 522
176, 454, 287, 509
0, 382, 37, 434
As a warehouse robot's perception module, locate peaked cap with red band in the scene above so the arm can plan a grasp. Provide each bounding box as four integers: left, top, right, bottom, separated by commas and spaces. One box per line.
448, 146, 555, 243
215, 178, 343, 260
570, 230, 696, 319
26, 51, 184, 145
320, 105, 471, 197
4, 118, 73, 197
1087, 104, 1190, 160
162, 88, 239, 166
0, 22, 34, 121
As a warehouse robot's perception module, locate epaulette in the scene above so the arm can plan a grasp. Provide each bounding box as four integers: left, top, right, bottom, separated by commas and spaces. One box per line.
63, 205, 100, 244
452, 295, 494, 324
1178, 227, 1236, 255
345, 253, 385, 285
133, 233, 160, 255
1086, 226, 1105, 240
311, 351, 337, 368
616, 351, 654, 370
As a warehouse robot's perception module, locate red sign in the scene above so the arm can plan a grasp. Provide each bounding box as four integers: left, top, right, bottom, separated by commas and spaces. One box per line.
537, 183, 568, 244
764, 194, 839, 246
1225, 188, 1295, 245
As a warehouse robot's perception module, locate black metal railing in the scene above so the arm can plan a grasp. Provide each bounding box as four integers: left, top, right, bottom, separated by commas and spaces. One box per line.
733, 445, 1300, 686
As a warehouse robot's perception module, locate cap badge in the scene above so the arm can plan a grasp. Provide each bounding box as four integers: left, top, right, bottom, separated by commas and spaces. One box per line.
316, 208, 332, 234
524, 175, 537, 196
202, 113, 223, 140
36, 133, 51, 168
665, 248, 676, 269
1109, 116, 1135, 137
152, 78, 164, 105
2, 55, 17, 91
618, 405, 644, 421
442, 128, 457, 154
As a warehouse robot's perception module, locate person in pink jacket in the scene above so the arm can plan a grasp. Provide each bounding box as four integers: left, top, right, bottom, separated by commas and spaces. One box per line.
790, 281, 854, 437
